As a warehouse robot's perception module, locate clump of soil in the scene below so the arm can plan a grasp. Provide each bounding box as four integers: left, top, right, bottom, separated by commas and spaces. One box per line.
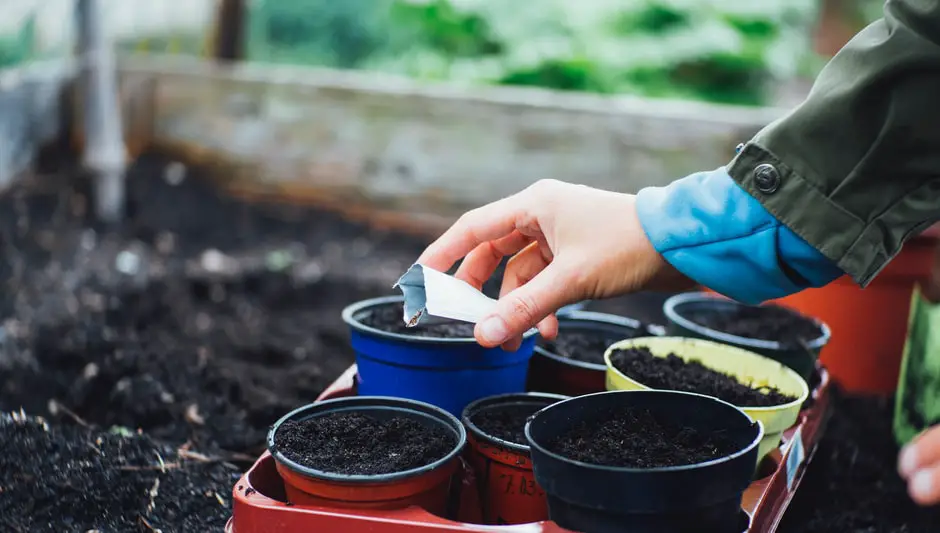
547, 405, 740, 468
687, 303, 822, 346
539, 328, 634, 365
274, 412, 456, 475
469, 402, 548, 445
358, 301, 476, 338
0, 413, 237, 533
610, 347, 797, 407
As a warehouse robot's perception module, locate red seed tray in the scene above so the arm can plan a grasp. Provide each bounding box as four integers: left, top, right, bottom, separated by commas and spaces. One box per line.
226, 363, 832, 533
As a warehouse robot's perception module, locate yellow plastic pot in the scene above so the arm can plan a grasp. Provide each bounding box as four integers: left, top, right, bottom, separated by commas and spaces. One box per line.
603, 337, 808, 462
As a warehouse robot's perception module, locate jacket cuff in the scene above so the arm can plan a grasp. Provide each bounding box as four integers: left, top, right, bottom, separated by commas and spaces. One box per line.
636, 167, 843, 304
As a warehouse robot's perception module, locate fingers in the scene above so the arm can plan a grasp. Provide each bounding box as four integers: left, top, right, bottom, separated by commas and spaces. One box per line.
495, 241, 559, 348
475, 261, 575, 348
454, 230, 533, 290
417, 196, 528, 273
899, 426, 940, 504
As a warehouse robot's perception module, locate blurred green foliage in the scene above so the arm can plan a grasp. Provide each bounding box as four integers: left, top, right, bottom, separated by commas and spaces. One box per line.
247, 0, 820, 106
0, 17, 35, 69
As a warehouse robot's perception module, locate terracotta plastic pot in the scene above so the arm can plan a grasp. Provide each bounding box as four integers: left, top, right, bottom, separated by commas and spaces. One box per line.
604, 337, 808, 463
343, 296, 538, 416
268, 396, 466, 513
527, 311, 662, 396
461, 392, 568, 525
663, 292, 830, 381
769, 233, 940, 393
526, 390, 762, 533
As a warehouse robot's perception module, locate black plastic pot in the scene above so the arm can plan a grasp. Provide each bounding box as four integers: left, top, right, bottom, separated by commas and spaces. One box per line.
526, 390, 762, 533
527, 311, 663, 396
663, 292, 830, 381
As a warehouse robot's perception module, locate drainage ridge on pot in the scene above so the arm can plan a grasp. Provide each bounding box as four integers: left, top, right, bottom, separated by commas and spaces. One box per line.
461, 392, 568, 525
528, 310, 662, 396
342, 295, 539, 416
604, 336, 808, 463
526, 390, 763, 533
267, 396, 467, 513
663, 291, 830, 381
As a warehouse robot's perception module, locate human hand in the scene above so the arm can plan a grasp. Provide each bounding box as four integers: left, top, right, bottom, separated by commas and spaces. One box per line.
416, 179, 693, 350
899, 425, 940, 505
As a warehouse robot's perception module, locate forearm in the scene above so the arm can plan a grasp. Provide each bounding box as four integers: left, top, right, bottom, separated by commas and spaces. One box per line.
636, 168, 843, 304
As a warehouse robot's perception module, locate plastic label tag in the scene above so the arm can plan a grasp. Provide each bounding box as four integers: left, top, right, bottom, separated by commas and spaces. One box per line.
394, 263, 497, 326
785, 427, 805, 490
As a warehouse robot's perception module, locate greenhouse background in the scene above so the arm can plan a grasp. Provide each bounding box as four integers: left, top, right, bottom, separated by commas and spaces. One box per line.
2, 0, 884, 106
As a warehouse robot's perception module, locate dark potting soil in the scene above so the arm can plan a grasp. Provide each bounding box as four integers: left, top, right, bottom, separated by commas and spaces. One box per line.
469, 403, 546, 445
275, 413, 455, 475
688, 303, 823, 346
359, 301, 477, 338
610, 347, 797, 407
547, 405, 740, 468
539, 328, 632, 365
779, 393, 940, 533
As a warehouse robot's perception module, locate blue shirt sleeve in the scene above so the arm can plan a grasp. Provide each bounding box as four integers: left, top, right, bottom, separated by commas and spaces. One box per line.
635, 167, 844, 304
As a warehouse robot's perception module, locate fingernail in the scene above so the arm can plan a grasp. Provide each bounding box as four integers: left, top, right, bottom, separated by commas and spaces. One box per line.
899, 445, 919, 477
911, 469, 934, 500
479, 316, 509, 345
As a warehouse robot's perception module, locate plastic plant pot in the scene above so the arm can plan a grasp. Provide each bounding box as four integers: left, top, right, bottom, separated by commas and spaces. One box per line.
663, 292, 830, 381
527, 310, 662, 396
343, 296, 538, 416
267, 396, 467, 513
604, 337, 808, 463
526, 390, 763, 533
770, 231, 940, 393
460, 392, 568, 525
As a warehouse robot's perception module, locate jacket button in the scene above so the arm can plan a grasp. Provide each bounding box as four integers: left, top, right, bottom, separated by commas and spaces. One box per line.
754, 164, 780, 194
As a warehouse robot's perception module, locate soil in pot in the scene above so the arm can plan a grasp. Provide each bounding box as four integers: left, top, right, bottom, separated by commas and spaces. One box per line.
547, 404, 740, 468
469, 403, 544, 446
610, 347, 797, 408
359, 301, 476, 338
539, 329, 628, 366
274, 412, 456, 475
688, 304, 822, 346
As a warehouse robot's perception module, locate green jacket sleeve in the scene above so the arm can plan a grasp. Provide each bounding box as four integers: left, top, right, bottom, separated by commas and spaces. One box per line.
729, 0, 940, 287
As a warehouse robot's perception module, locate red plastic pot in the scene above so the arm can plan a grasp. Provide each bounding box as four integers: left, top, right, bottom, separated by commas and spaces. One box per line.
268, 396, 467, 513
527, 311, 661, 396
461, 392, 567, 525
770, 230, 940, 394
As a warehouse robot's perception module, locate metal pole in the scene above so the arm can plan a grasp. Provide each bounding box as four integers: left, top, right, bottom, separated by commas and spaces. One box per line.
76, 0, 126, 223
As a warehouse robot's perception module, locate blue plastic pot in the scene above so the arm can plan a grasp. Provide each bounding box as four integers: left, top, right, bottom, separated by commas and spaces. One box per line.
342, 296, 539, 416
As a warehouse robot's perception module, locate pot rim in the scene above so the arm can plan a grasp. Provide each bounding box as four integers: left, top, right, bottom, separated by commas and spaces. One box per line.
534, 310, 661, 371
267, 396, 467, 483
603, 336, 810, 413
343, 295, 539, 345
462, 392, 570, 453
663, 292, 831, 352
525, 390, 765, 473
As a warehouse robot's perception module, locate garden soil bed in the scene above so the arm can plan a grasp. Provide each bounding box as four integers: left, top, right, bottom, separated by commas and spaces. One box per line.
609, 347, 796, 407
0, 149, 938, 531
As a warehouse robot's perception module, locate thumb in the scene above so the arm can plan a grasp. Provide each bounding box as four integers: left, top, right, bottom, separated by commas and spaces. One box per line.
475, 262, 575, 347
